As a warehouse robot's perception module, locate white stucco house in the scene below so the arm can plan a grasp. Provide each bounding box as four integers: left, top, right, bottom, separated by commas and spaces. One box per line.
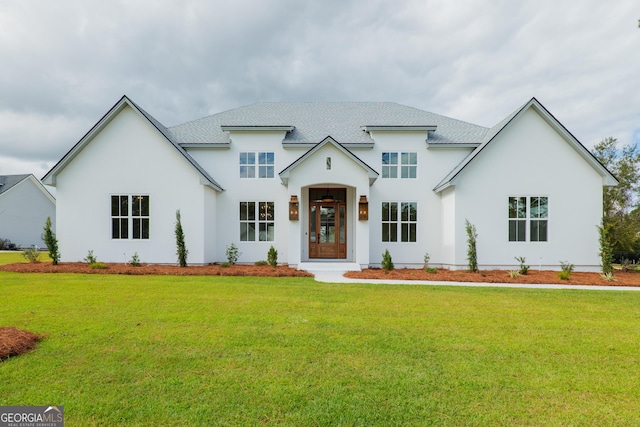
42, 96, 617, 271
0, 174, 56, 248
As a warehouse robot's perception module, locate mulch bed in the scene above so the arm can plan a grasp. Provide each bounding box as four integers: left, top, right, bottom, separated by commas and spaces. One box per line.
2, 262, 640, 286
345, 268, 640, 287
0, 262, 313, 277
0, 327, 44, 361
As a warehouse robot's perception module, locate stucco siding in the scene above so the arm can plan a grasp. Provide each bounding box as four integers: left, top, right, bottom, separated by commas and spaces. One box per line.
0, 178, 55, 248
451, 108, 602, 270
55, 106, 208, 263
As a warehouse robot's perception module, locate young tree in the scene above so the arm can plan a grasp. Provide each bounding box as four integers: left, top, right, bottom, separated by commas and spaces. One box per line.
592, 137, 640, 252
42, 216, 60, 265
175, 210, 188, 267
465, 219, 478, 273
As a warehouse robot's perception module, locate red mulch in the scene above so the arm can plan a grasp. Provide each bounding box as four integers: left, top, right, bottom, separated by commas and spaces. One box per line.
345, 268, 640, 287
0, 327, 44, 361
0, 262, 313, 277
1, 262, 640, 286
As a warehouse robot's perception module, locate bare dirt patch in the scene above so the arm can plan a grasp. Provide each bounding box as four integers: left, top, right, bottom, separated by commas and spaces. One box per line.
0, 327, 44, 361
345, 268, 640, 287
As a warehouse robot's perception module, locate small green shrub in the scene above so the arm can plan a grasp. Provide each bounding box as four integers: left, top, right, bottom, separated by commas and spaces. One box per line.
84, 250, 97, 265
515, 256, 529, 275
220, 262, 231, 268
598, 223, 614, 276
90, 262, 107, 269
381, 249, 394, 273
601, 272, 616, 282
130, 252, 141, 267
509, 270, 520, 278
423, 252, 430, 270
465, 219, 478, 273
558, 261, 574, 280
558, 271, 571, 280
226, 243, 241, 265
267, 246, 278, 267
254, 260, 268, 266
175, 210, 188, 268
42, 216, 60, 265
22, 248, 40, 263
425, 267, 438, 273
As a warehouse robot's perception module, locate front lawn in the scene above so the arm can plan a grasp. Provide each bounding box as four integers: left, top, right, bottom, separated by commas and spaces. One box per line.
1, 272, 640, 425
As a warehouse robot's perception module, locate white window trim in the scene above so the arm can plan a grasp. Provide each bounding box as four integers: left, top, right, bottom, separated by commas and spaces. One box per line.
508, 196, 548, 242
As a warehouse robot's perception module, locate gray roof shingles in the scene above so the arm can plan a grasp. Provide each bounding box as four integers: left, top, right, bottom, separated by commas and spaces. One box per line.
0, 174, 30, 196
168, 102, 489, 145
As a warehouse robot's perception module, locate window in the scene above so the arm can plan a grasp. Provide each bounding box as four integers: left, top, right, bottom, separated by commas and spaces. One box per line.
508, 196, 548, 242
382, 202, 417, 242
382, 152, 416, 178
240, 152, 274, 178
240, 201, 275, 241
111, 195, 149, 240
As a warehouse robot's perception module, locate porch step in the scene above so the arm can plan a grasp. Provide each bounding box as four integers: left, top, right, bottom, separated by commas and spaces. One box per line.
297, 262, 361, 274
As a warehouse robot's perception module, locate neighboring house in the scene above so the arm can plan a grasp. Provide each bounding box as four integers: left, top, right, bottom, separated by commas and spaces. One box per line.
42, 96, 617, 271
0, 174, 56, 248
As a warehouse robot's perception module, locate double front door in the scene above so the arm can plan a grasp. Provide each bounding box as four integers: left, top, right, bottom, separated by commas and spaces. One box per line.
309, 201, 346, 259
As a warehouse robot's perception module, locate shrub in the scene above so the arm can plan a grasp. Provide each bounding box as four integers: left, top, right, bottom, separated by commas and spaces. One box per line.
254, 260, 268, 266
220, 262, 231, 268
598, 223, 614, 276
381, 249, 394, 273
0, 238, 17, 251
42, 216, 60, 265
267, 246, 278, 267
425, 267, 438, 273
515, 256, 529, 275
130, 252, 141, 267
22, 248, 40, 263
465, 219, 478, 273
90, 262, 107, 269
226, 243, 241, 265
423, 252, 430, 270
620, 258, 635, 272
175, 210, 188, 267
558, 261, 574, 280
509, 270, 520, 278
84, 250, 97, 265
601, 272, 616, 282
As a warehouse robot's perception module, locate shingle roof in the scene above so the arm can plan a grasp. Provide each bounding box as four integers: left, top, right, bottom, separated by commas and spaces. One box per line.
0, 174, 30, 196
169, 102, 489, 145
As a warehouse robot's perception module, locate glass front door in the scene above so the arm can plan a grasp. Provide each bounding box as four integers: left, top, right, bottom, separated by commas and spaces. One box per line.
309, 200, 346, 259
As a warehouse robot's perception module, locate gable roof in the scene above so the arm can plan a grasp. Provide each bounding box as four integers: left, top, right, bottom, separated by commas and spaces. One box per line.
169, 102, 488, 146
279, 136, 379, 186
0, 174, 56, 204
433, 98, 619, 192
42, 96, 223, 192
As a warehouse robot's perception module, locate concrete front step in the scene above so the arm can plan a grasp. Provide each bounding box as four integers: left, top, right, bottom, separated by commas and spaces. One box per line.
297, 262, 362, 273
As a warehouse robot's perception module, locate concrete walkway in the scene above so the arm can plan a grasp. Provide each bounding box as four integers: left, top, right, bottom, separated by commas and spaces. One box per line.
312, 270, 640, 291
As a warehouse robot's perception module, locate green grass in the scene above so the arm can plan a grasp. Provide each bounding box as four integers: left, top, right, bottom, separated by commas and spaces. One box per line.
0, 250, 29, 265
1, 271, 640, 426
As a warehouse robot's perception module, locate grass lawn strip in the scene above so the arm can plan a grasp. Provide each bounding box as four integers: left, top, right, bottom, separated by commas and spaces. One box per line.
1, 272, 640, 425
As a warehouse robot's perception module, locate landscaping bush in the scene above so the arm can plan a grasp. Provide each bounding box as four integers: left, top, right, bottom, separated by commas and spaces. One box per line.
267, 246, 278, 267
598, 223, 613, 276
42, 216, 60, 265
175, 210, 188, 267
226, 243, 241, 265
465, 219, 478, 273
22, 248, 40, 263
130, 252, 141, 267
558, 261, 574, 280
84, 250, 97, 265
381, 249, 394, 272
515, 256, 529, 275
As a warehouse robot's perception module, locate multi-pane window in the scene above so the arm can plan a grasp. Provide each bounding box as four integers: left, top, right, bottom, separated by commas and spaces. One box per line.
240, 201, 275, 241
111, 195, 149, 240
240, 152, 274, 178
508, 196, 548, 242
382, 152, 417, 178
382, 202, 417, 242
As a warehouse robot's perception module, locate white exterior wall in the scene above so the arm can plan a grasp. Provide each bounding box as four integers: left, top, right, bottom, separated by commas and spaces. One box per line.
0, 177, 56, 248
366, 131, 472, 268
55, 106, 209, 264
451, 109, 603, 271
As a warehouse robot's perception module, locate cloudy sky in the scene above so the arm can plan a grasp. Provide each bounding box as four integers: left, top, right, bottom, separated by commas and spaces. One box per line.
1, 0, 639, 178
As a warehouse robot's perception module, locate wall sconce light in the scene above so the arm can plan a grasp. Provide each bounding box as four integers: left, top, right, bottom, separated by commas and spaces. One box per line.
358, 195, 368, 220
289, 195, 299, 220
